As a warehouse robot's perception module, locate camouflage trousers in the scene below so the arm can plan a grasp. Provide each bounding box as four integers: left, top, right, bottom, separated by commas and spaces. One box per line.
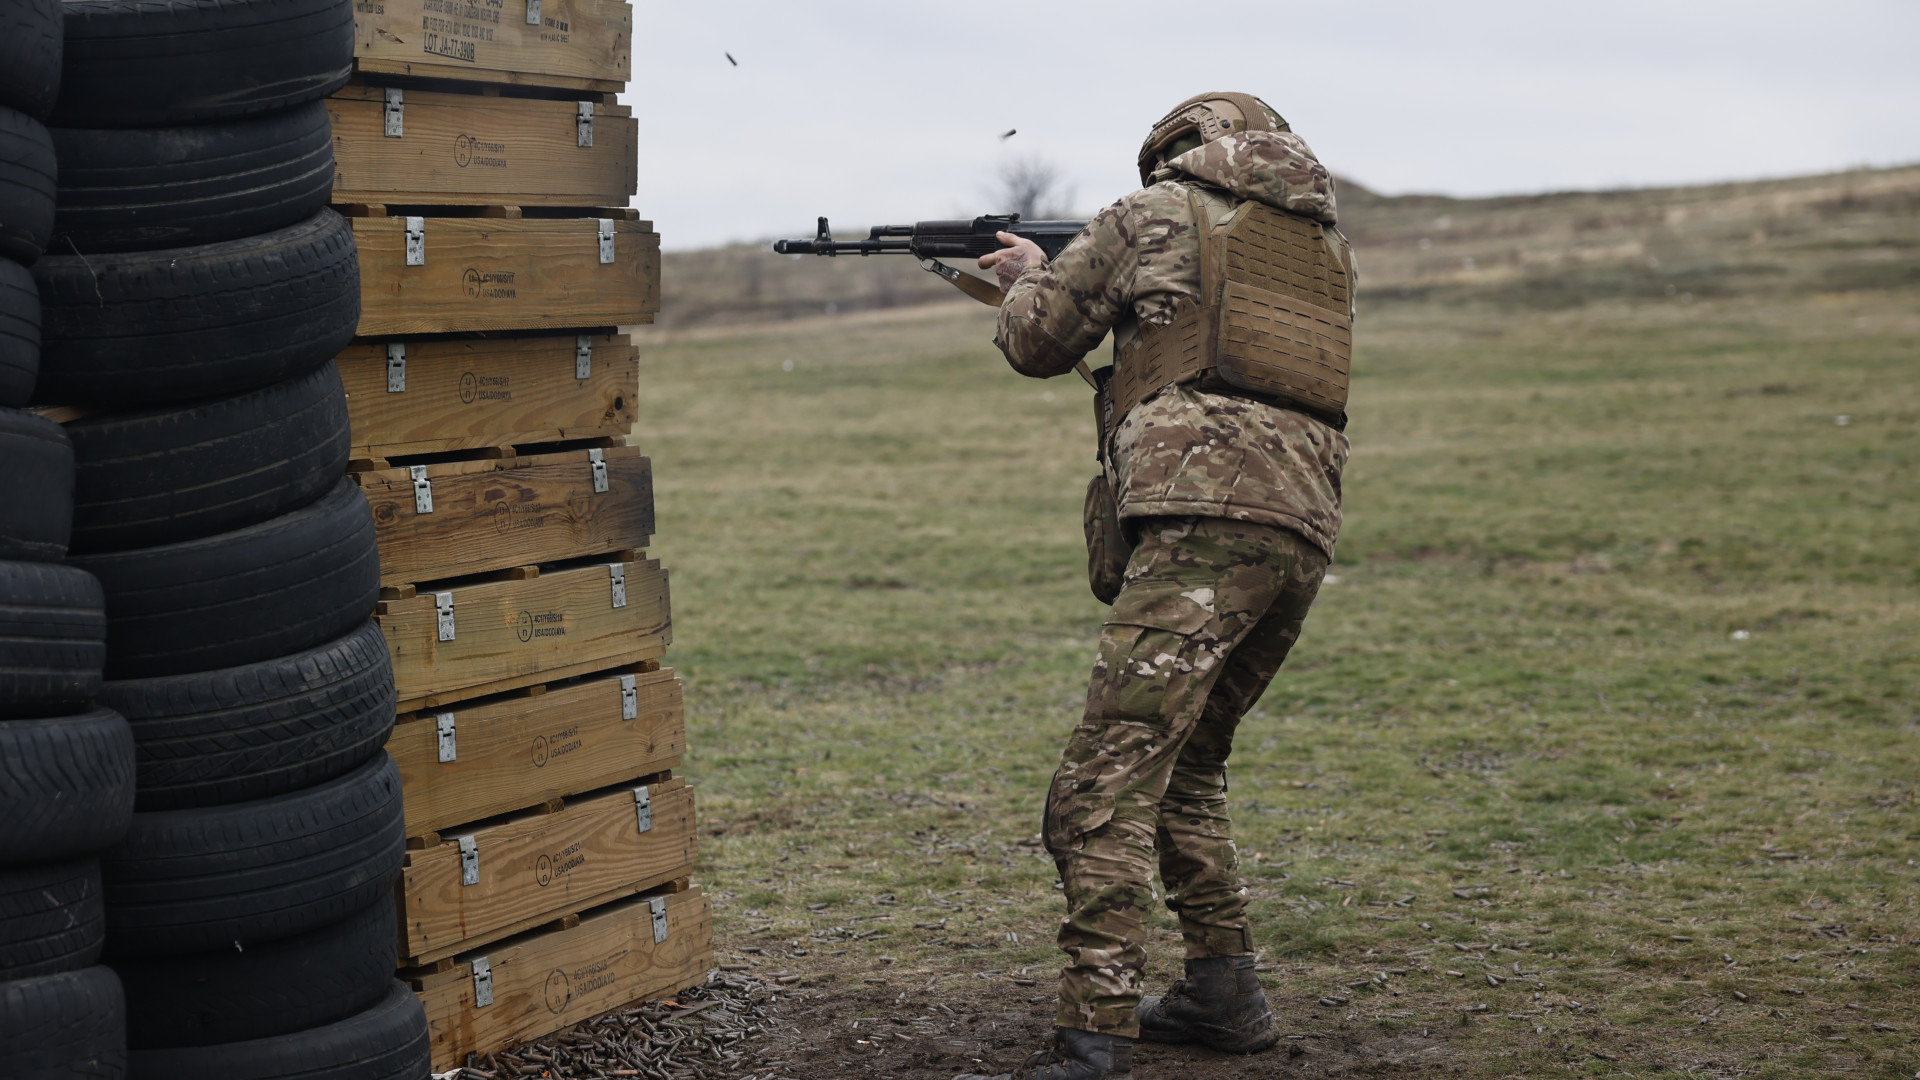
1045, 516, 1327, 1037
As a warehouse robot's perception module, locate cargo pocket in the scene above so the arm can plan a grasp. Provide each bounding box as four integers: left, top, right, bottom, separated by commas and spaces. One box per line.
1044, 778, 1116, 859
1082, 475, 1130, 605
1104, 577, 1217, 636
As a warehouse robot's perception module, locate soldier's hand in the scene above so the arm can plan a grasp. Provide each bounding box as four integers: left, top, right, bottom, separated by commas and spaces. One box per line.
979, 232, 1047, 293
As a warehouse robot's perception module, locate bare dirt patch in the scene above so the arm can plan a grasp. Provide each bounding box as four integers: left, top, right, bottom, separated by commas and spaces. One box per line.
748, 983, 1455, 1080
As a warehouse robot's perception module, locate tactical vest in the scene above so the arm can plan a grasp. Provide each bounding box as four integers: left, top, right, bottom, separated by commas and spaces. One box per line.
1102, 190, 1354, 435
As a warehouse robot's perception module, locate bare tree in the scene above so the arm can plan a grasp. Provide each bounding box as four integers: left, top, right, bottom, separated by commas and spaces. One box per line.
992, 157, 1077, 220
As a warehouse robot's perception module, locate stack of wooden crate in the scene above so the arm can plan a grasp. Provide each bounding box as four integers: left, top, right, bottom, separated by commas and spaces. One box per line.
333, 1, 712, 1068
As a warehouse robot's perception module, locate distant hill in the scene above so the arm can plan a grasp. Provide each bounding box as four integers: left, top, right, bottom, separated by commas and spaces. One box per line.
1333, 165, 1920, 308
654, 165, 1920, 330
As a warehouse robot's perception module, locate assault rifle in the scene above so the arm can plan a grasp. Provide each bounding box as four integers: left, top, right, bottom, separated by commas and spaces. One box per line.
773, 214, 1087, 306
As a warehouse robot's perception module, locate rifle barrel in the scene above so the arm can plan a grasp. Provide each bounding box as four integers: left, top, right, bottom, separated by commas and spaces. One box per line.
772, 238, 914, 256
772, 218, 1090, 260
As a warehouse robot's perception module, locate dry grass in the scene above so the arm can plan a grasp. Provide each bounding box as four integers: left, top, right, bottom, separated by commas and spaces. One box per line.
625, 170, 1920, 1079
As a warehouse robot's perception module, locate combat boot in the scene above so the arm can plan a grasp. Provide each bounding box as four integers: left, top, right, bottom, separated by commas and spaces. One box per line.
952, 1026, 1132, 1080
1135, 955, 1279, 1053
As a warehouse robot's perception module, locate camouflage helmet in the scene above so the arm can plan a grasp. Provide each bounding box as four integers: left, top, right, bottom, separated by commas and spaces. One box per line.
1136, 92, 1290, 184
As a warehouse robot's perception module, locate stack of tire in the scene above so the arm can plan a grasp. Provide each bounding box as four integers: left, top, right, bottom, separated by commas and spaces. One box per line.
6, 2, 429, 1079
0, 3, 136, 1078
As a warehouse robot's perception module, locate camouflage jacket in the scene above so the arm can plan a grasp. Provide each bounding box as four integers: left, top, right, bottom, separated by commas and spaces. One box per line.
995, 130, 1352, 557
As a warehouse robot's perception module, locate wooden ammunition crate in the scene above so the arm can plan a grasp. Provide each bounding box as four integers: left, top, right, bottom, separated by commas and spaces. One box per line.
399, 777, 694, 965
357, 445, 652, 587
411, 887, 711, 1070
349, 213, 659, 335
377, 558, 669, 711
338, 334, 636, 460
388, 667, 684, 837
352, 0, 631, 94
330, 85, 636, 207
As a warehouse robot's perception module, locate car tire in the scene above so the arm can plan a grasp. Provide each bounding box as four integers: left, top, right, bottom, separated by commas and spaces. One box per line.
119, 892, 395, 1049
0, 0, 61, 122
32, 209, 359, 407
69, 477, 379, 681
0, 967, 126, 1080
0, 561, 106, 717
0, 859, 105, 980
68, 362, 350, 555
0, 257, 37, 406
103, 619, 395, 812
130, 980, 428, 1080
0, 105, 56, 266
53, 0, 353, 128
0, 707, 135, 863
102, 753, 403, 957
0, 406, 72, 561
51, 100, 334, 255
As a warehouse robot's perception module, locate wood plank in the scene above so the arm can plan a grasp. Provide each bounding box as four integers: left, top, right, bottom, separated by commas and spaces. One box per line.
415, 887, 713, 1070
338, 334, 637, 459
388, 667, 684, 836
351, 0, 631, 93
357, 444, 653, 587
396, 650, 653, 715
330, 85, 636, 207
352, 216, 659, 336
399, 779, 695, 965
377, 558, 668, 706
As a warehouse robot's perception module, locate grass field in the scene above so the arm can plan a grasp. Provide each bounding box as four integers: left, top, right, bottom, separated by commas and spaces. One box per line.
629, 179, 1918, 1078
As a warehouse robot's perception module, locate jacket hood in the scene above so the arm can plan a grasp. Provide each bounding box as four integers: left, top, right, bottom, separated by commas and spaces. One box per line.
1151, 129, 1339, 224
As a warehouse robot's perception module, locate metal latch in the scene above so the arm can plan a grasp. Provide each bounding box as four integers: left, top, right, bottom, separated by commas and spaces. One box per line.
649, 896, 669, 943
457, 835, 480, 886
576, 101, 593, 147
632, 785, 653, 833
588, 448, 608, 493
384, 88, 403, 137
620, 673, 637, 719
471, 956, 494, 1006
436, 713, 457, 762
435, 592, 456, 641
525, 0, 540, 24
608, 563, 626, 608
575, 335, 592, 379
386, 343, 406, 392
597, 218, 615, 264
405, 216, 425, 266
410, 465, 434, 513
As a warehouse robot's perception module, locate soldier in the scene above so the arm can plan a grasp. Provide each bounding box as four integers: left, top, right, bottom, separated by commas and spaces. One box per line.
954, 93, 1356, 1080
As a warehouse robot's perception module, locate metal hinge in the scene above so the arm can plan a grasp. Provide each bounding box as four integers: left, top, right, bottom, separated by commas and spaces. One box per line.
633, 785, 653, 833
620, 673, 637, 719
575, 334, 592, 379
457, 835, 480, 886
576, 101, 593, 147
384, 88, 404, 137
608, 563, 626, 608
410, 465, 434, 513
525, 0, 540, 24
386, 343, 406, 392
588, 448, 608, 493
405, 216, 425, 266
649, 896, 669, 943
471, 955, 494, 1006
597, 218, 615, 264
435, 712, 457, 762
435, 592, 456, 641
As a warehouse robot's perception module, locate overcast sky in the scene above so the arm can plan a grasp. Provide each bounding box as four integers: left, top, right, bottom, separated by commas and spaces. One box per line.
625, 1, 1920, 250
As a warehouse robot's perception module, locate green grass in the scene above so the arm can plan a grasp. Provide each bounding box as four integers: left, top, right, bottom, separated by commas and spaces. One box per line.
630, 288, 1919, 1078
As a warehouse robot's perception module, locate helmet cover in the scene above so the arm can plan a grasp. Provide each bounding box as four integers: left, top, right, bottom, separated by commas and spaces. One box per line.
1136, 92, 1290, 184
